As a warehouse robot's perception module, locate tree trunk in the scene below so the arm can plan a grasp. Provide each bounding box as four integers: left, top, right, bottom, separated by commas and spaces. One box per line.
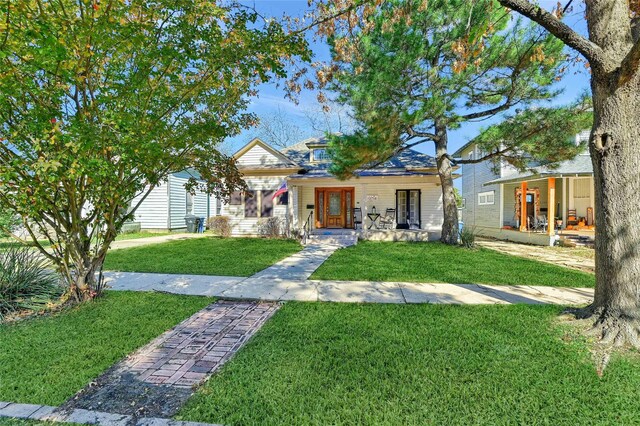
435, 123, 459, 245
582, 0, 640, 346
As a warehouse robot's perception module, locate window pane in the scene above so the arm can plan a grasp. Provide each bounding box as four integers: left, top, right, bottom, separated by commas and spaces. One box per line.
409, 190, 420, 229
229, 191, 242, 205
329, 192, 341, 215
317, 192, 324, 226
345, 192, 352, 227
397, 191, 407, 225
261, 191, 274, 217
244, 191, 257, 217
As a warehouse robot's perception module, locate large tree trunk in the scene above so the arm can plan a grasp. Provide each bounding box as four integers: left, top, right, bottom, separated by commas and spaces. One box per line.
582, 0, 640, 346
435, 123, 459, 245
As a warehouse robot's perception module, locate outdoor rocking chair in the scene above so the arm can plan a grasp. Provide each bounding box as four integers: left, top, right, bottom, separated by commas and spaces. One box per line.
379, 208, 396, 230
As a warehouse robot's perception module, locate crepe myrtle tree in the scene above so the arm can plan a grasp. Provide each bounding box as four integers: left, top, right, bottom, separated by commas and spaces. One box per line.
0, 0, 309, 302
310, 0, 583, 244
489, 0, 640, 351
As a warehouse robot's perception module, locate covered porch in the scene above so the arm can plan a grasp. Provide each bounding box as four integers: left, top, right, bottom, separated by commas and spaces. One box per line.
497, 175, 595, 245
286, 173, 444, 240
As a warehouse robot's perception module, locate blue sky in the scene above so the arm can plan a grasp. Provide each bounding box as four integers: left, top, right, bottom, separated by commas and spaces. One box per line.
227, 0, 592, 157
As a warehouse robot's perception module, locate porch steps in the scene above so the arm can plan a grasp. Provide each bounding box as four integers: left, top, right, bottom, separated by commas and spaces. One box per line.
305, 230, 358, 247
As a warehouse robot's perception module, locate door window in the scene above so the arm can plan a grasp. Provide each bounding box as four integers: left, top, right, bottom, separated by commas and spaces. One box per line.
397, 191, 407, 226
409, 190, 420, 229
396, 189, 421, 229
329, 192, 341, 215
317, 192, 325, 227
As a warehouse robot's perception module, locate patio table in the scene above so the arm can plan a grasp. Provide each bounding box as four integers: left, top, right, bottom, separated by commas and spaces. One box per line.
367, 212, 381, 229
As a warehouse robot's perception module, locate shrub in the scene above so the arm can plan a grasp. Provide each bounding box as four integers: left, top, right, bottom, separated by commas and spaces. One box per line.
0, 208, 20, 238
0, 245, 63, 320
459, 226, 476, 249
207, 216, 232, 238
258, 217, 282, 238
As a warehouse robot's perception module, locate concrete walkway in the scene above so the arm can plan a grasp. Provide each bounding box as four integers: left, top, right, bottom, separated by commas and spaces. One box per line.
104, 272, 594, 305
477, 238, 595, 273
110, 233, 208, 251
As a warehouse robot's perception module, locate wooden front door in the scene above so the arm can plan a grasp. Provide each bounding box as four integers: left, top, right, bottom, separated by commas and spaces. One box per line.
315, 188, 354, 229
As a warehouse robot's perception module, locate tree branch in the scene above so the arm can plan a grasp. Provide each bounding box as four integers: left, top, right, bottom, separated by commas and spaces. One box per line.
497, 0, 604, 64
618, 39, 640, 86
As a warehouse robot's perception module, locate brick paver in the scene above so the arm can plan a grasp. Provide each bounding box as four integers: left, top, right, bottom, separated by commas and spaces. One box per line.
125, 300, 278, 387
61, 300, 279, 418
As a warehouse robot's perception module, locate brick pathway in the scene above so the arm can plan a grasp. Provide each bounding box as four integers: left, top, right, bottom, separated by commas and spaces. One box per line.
62, 301, 279, 418
130, 300, 277, 387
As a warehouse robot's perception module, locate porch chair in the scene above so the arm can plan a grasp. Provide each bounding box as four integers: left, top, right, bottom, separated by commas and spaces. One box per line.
353, 208, 363, 229
567, 209, 579, 227
379, 208, 396, 230
533, 215, 548, 232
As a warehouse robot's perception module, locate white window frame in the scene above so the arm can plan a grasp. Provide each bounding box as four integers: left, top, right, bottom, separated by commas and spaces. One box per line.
478, 190, 495, 206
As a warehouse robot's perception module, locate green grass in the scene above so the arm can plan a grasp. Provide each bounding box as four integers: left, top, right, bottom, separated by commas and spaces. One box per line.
311, 241, 595, 287
114, 231, 172, 241
178, 303, 640, 425
104, 237, 302, 277
0, 291, 212, 406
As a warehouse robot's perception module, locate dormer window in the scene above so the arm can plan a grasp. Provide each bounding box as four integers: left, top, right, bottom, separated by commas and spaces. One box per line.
312, 148, 330, 162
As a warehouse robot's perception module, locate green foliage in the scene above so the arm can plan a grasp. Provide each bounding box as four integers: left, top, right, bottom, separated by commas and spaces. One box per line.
459, 226, 476, 249
323, 0, 573, 177
472, 97, 593, 173
0, 245, 63, 319
0, 207, 19, 238
311, 241, 594, 287
0, 291, 212, 405
0, 1, 309, 298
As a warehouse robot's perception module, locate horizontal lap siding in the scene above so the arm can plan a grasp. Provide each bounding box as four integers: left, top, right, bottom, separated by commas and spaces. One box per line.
169, 175, 211, 230
222, 175, 289, 236
460, 159, 501, 229
130, 182, 169, 229
294, 179, 442, 231
237, 145, 284, 166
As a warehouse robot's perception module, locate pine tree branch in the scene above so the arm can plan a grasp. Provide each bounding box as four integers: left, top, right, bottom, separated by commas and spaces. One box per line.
497, 0, 604, 64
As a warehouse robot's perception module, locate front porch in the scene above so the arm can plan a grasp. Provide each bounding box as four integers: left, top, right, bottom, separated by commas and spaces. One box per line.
287, 175, 444, 239
499, 176, 595, 246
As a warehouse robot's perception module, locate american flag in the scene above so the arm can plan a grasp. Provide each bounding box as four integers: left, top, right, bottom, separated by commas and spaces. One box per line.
272, 180, 288, 200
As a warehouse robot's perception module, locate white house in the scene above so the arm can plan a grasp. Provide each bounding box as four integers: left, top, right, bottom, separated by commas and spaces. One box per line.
222, 137, 450, 241
130, 170, 217, 231
455, 131, 595, 246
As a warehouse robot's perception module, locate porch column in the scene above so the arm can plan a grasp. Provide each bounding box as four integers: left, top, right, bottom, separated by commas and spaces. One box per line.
291, 186, 299, 231
519, 181, 528, 232
562, 177, 567, 228
547, 178, 555, 236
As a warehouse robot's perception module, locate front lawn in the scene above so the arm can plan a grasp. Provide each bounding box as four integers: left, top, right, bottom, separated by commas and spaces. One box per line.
0, 291, 212, 406
312, 241, 594, 287
103, 237, 302, 277
178, 303, 640, 425
115, 231, 172, 241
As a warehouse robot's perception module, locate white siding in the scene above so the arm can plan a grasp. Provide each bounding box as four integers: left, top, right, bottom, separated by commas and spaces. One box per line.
293, 178, 443, 235
221, 175, 289, 236
459, 147, 502, 229
237, 144, 286, 167
130, 182, 169, 229
168, 175, 212, 230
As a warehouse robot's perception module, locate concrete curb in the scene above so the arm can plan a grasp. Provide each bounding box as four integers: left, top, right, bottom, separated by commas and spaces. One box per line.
0, 401, 221, 426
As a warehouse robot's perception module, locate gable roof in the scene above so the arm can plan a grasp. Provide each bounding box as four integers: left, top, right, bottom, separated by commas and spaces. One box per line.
484, 152, 593, 186
280, 136, 438, 172
233, 138, 299, 169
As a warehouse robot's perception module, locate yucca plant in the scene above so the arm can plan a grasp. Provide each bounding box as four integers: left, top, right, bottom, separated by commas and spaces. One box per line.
0, 244, 63, 320
459, 226, 477, 249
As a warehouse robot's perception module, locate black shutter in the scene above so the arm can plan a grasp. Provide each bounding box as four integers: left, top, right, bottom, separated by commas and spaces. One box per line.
244, 191, 257, 217
279, 192, 289, 205
261, 191, 274, 217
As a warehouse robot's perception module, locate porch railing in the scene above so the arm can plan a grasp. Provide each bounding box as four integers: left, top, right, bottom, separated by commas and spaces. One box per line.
302, 211, 313, 245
